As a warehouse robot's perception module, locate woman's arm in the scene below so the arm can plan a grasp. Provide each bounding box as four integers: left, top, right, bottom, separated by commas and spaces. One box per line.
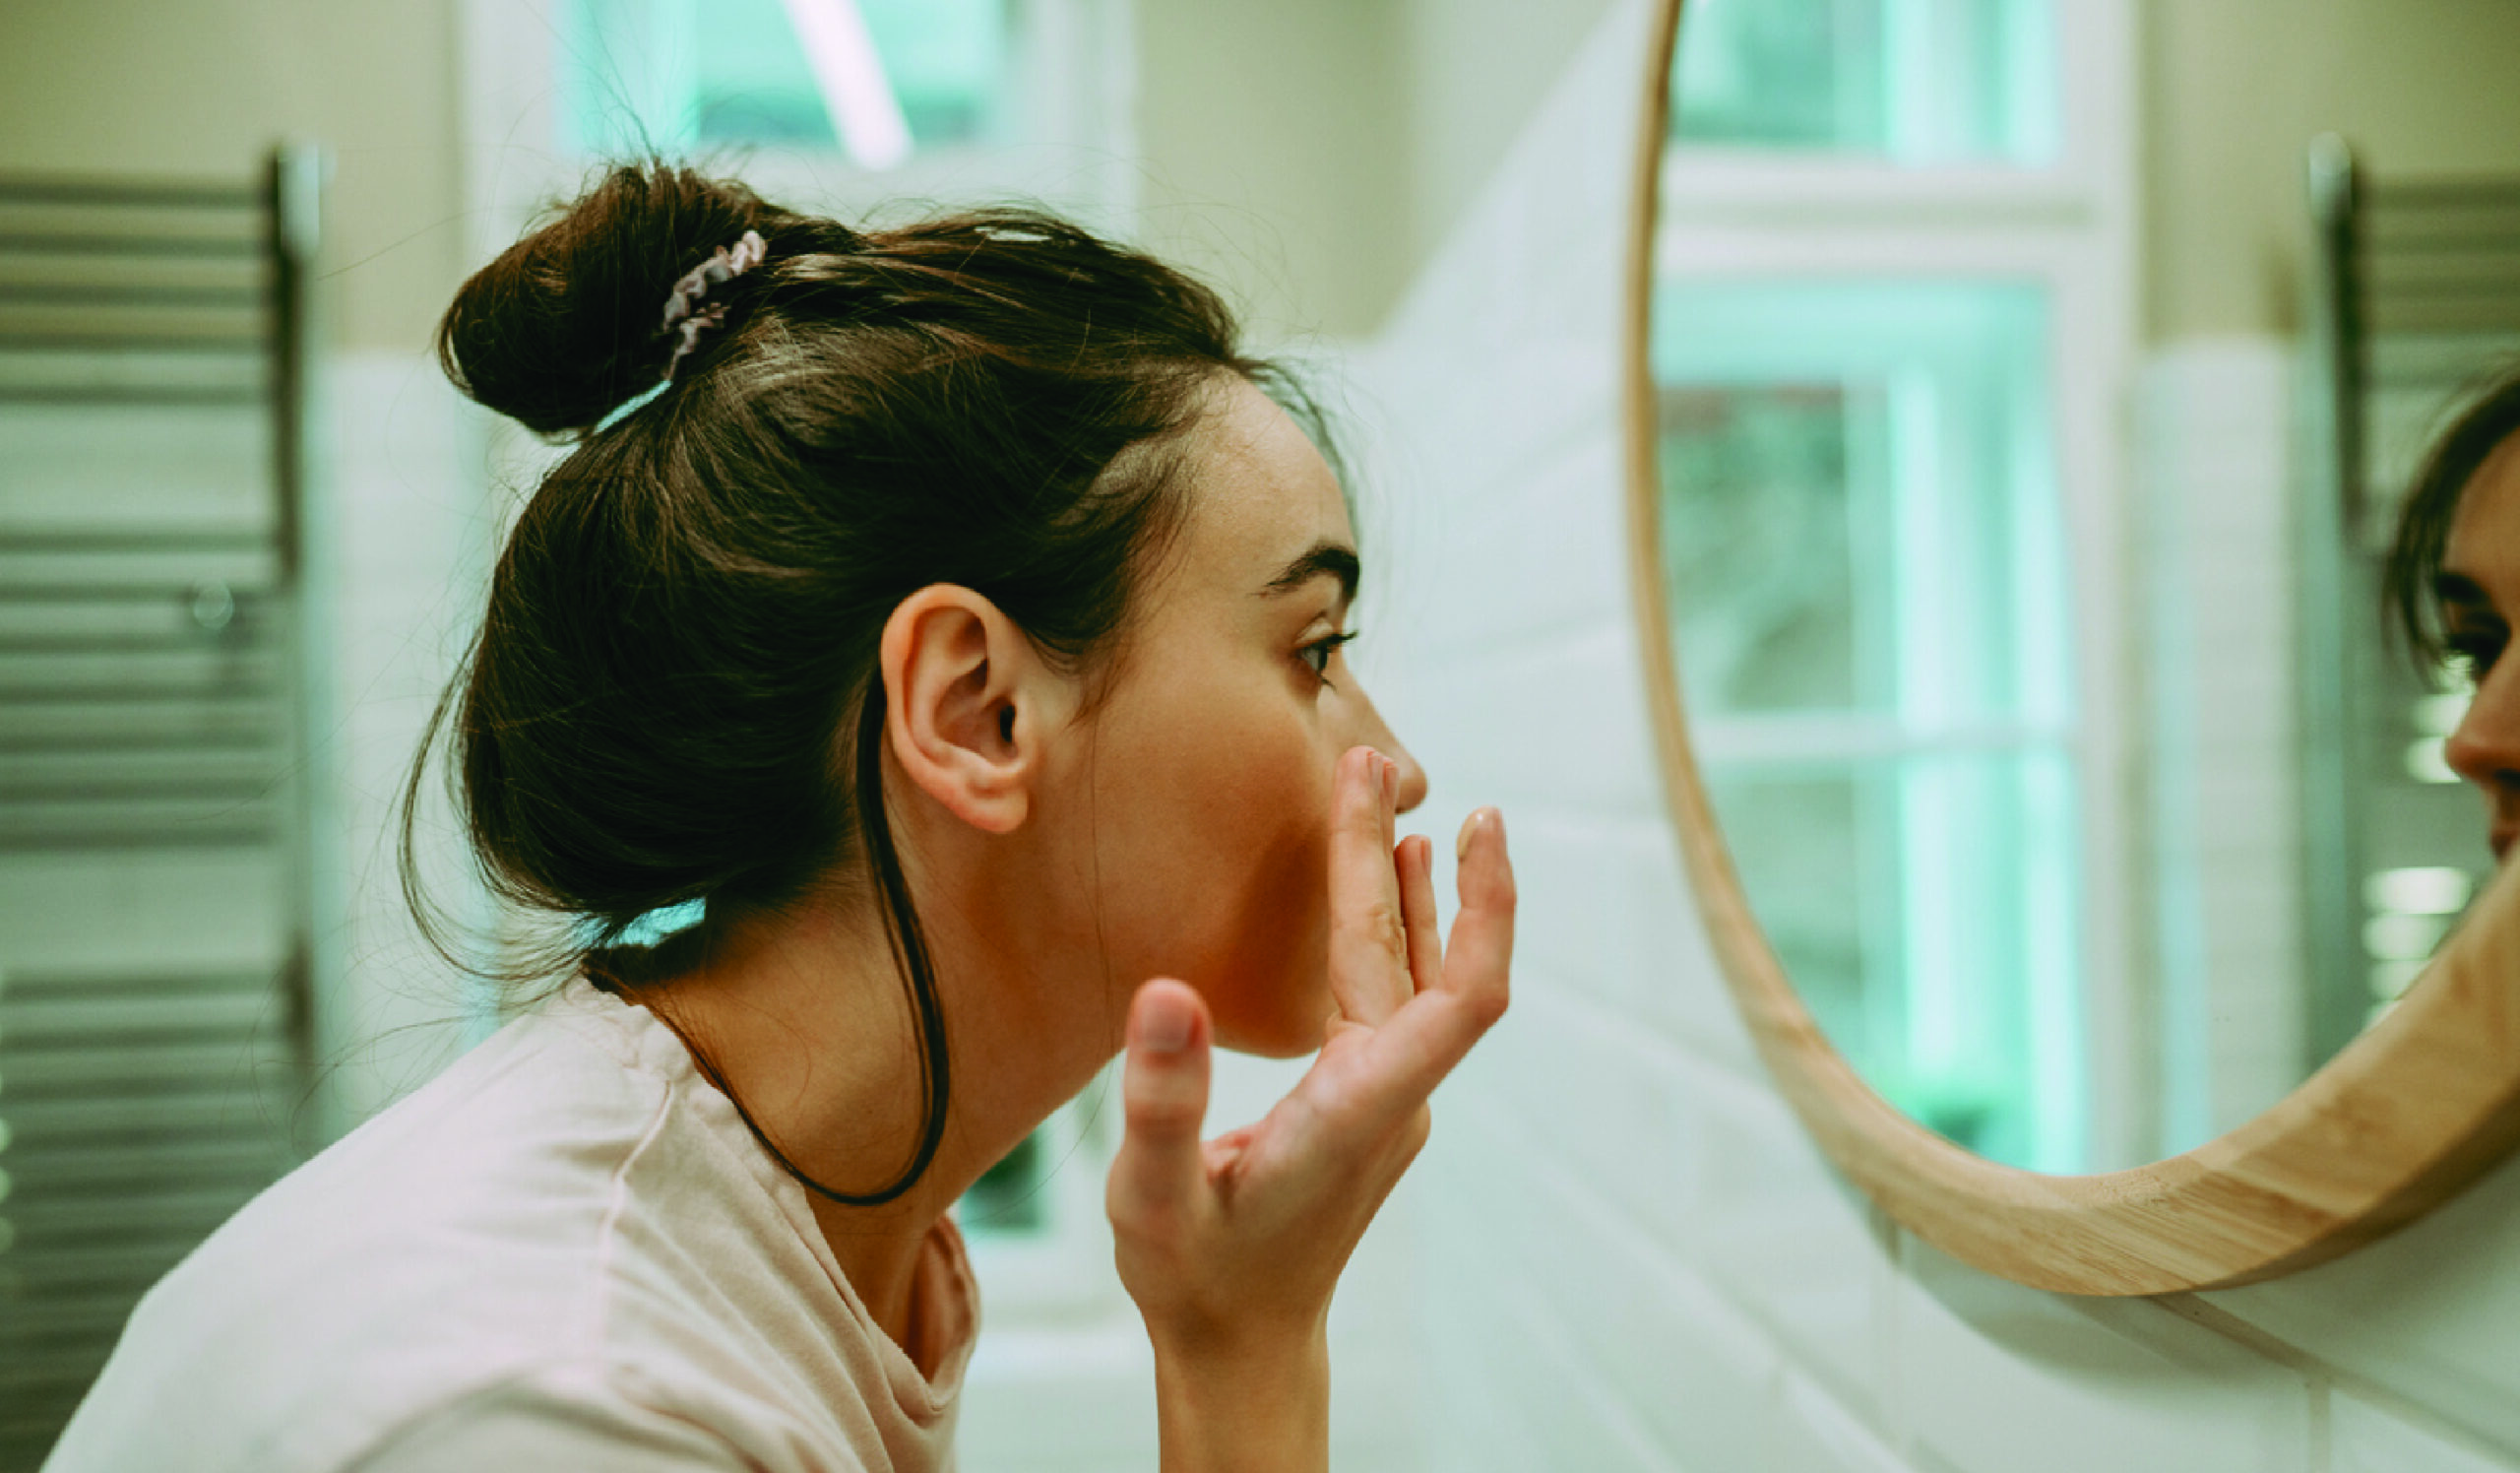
1106, 746, 1516, 1473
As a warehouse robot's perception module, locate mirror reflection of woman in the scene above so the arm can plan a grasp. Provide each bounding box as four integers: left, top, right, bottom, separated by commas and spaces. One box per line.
2389, 370, 2520, 862
44, 163, 1515, 1473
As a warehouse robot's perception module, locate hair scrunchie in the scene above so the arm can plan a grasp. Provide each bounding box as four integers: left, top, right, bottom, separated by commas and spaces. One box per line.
660, 228, 768, 382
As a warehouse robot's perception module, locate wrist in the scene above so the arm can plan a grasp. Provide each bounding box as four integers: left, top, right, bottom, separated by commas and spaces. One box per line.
1151, 1320, 1330, 1473
1147, 1303, 1327, 1372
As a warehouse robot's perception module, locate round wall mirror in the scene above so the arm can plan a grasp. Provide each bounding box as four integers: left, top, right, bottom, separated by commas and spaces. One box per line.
1626, 0, 2520, 1292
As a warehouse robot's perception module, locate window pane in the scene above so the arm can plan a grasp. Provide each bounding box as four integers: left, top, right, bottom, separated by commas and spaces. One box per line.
1654, 276, 2085, 1170
1709, 750, 2083, 1170
1670, 0, 2058, 164
1653, 279, 2070, 730
564, 0, 1015, 157
1656, 383, 1871, 715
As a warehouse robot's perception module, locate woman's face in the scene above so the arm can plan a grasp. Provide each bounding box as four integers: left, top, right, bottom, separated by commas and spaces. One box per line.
2440, 435, 2520, 861
1046, 377, 1427, 1057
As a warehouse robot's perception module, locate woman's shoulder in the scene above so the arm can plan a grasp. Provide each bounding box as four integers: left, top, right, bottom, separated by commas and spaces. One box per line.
39, 981, 847, 1473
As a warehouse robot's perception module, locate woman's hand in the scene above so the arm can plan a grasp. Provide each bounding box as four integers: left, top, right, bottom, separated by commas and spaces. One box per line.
1105, 745, 1515, 1473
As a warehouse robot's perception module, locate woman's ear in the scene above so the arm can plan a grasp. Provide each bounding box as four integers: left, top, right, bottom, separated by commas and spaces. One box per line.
878, 586, 1064, 834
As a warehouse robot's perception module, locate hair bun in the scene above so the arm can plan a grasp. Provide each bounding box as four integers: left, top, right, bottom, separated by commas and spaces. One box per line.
437, 161, 773, 435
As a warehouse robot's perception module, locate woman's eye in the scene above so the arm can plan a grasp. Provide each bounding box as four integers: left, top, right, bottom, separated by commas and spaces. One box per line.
1298, 631, 1357, 680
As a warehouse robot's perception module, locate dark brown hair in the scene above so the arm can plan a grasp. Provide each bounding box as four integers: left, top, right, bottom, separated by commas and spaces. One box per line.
409, 161, 1294, 1205
2385, 361, 2520, 672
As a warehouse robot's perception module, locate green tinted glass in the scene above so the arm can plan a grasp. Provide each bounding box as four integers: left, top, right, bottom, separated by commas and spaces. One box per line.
1671, 0, 2058, 163
563, 0, 1013, 157
1653, 277, 2084, 1171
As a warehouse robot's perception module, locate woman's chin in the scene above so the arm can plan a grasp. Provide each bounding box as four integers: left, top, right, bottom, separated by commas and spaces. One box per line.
1223, 1027, 1330, 1060
1208, 989, 1338, 1058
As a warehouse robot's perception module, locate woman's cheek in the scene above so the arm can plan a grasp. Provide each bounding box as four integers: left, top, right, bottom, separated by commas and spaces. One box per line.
1197, 768, 1337, 1056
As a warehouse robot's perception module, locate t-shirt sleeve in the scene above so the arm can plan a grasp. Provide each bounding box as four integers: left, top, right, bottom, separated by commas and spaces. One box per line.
346, 1377, 809, 1473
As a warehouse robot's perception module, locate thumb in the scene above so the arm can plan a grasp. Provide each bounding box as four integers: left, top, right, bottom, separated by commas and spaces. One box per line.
1107, 980, 1213, 1229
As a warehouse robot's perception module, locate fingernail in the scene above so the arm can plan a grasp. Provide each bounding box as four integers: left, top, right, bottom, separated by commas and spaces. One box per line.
1138, 993, 1192, 1053
1382, 757, 1397, 807
1456, 810, 1481, 863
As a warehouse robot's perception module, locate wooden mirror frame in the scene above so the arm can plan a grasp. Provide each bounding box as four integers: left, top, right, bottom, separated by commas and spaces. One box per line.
1622, 0, 2520, 1295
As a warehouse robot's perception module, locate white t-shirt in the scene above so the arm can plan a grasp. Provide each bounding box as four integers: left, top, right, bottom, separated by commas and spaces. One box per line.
43, 974, 976, 1473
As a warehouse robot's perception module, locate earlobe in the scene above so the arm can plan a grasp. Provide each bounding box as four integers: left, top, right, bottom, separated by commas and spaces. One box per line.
879, 587, 1046, 836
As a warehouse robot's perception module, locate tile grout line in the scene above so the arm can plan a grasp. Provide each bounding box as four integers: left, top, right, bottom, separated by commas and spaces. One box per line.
2156, 1293, 2520, 1468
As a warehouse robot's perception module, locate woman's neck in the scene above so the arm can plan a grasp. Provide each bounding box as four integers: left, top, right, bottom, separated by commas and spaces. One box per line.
636, 866, 1114, 1350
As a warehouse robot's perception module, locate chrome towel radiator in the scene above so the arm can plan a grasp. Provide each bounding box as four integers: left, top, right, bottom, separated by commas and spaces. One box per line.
0, 148, 321, 1468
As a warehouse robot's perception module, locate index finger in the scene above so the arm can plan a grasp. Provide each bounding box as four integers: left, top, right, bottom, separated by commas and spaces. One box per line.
1326, 745, 1412, 1025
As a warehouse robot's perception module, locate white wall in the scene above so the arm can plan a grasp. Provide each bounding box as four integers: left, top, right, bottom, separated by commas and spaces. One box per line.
297, 352, 494, 1138
1359, 5, 2520, 1468
2137, 343, 2308, 1154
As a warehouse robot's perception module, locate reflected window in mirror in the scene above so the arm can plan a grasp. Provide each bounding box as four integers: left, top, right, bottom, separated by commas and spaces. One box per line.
1670, 0, 2058, 163
1654, 281, 2084, 1170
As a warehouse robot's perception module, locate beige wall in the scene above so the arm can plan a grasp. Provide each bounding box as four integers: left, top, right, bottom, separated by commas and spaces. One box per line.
1131, 0, 1407, 340
0, 0, 1614, 349
1133, 0, 1615, 339
0, 0, 467, 354
2144, 0, 2520, 342
1398, 0, 1620, 281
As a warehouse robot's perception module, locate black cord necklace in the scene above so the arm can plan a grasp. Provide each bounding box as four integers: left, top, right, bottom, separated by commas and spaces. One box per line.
596, 964, 944, 1210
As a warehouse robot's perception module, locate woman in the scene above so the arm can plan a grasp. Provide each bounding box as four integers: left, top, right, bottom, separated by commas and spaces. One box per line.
45, 163, 1514, 1473
2388, 367, 2520, 858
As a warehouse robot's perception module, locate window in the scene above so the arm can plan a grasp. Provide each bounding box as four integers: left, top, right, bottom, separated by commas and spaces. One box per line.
562, 0, 1018, 161
1672, 0, 2058, 163
526, 0, 1134, 228
1651, 0, 2137, 1170
1655, 282, 2083, 1169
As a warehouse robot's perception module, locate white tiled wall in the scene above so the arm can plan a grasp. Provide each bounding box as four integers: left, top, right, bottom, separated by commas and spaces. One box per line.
2137, 341, 2308, 1152
302, 352, 496, 1137
1353, 3, 2520, 1468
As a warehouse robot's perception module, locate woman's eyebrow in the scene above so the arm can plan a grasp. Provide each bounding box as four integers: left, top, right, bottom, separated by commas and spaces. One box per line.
1259, 542, 1360, 605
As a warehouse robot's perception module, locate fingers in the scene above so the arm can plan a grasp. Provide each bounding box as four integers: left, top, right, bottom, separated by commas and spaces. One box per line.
1352, 808, 1515, 1120
1397, 833, 1442, 993
1380, 745, 1400, 856
1327, 746, 1412, 1026
1445, 808, 1514, 1023
1107, 980, 1213, 1227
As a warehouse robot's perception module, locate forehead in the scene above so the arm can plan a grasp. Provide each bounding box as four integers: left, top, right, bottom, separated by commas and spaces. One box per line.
1166, 377, 1354, 591
2446, 435, 2520, 605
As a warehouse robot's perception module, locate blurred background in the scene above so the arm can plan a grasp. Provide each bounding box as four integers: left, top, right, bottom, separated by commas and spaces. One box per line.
7, 1, 2520, 1470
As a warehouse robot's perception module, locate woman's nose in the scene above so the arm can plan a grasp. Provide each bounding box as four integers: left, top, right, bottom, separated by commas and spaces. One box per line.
2445, 670, 2520, 792
1388, 741, 1429, 815
1349, 683, 1428, 813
